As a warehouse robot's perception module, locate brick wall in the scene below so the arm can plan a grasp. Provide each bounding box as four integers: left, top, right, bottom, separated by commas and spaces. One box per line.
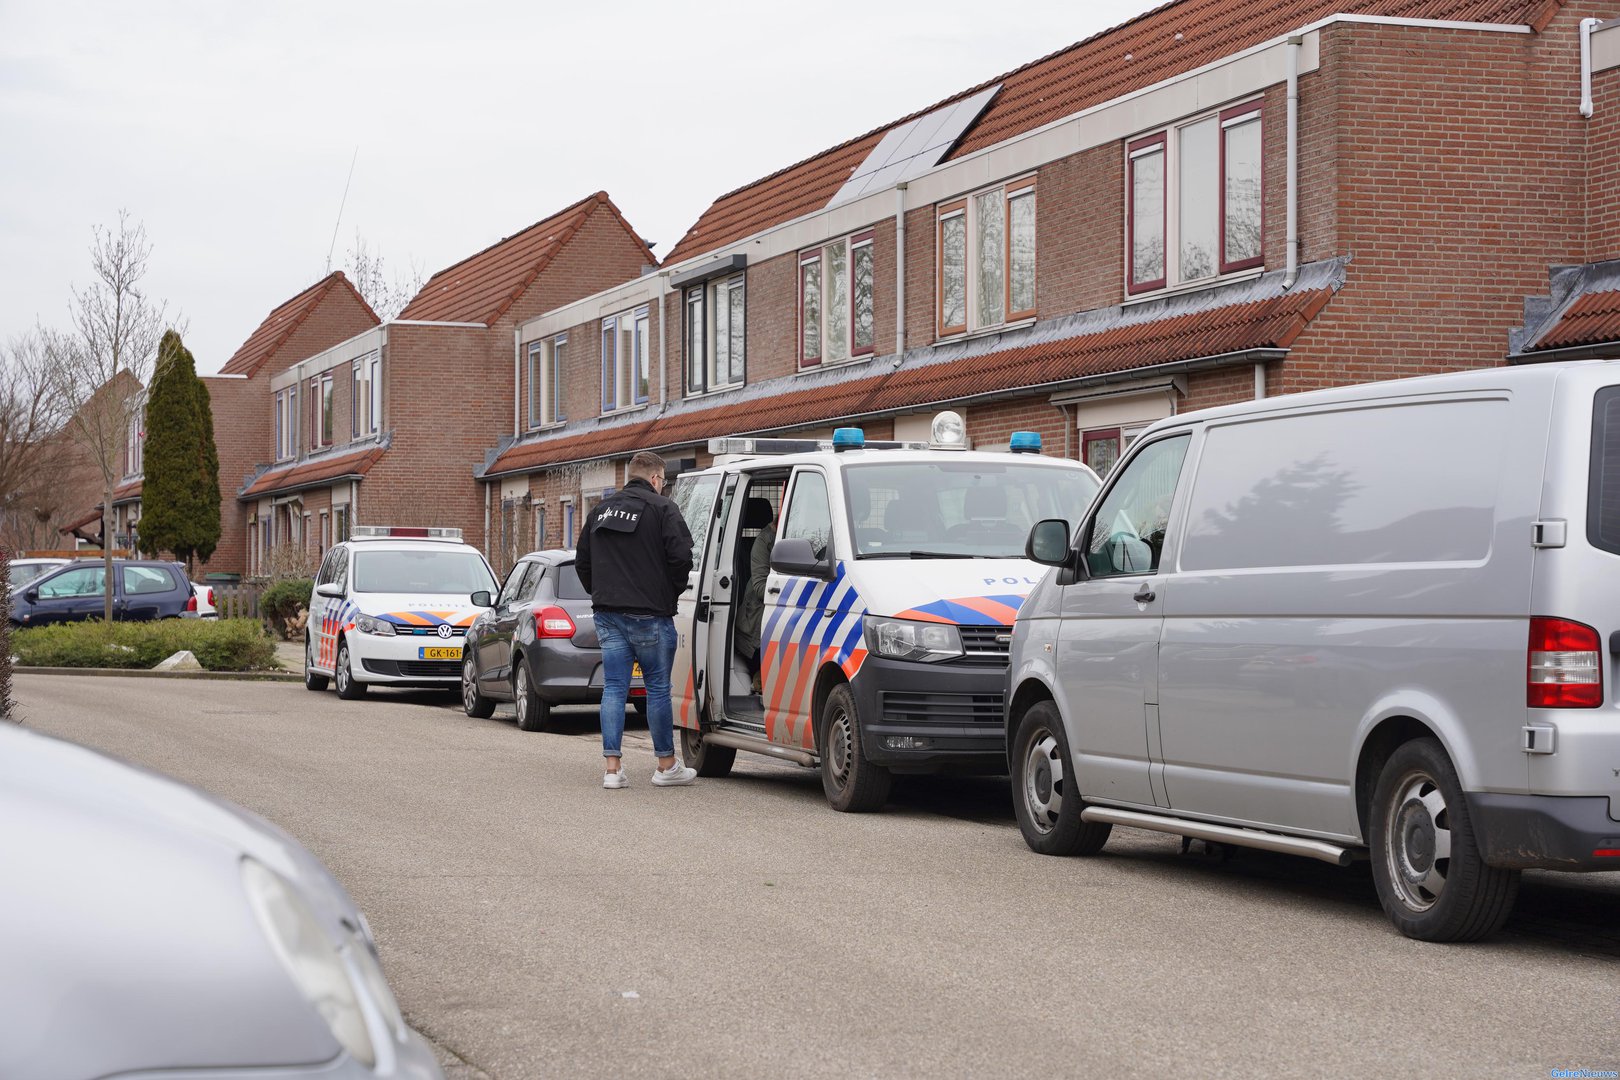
205, 372, 268, 577
1590, 66, 1620, 260
1035, 143, 1127, 316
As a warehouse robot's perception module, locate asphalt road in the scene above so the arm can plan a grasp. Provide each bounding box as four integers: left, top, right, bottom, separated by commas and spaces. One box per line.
12, 673, 1620, 1080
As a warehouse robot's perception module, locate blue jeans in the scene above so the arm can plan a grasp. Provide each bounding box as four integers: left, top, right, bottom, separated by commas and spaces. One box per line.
595, 611, 677, 760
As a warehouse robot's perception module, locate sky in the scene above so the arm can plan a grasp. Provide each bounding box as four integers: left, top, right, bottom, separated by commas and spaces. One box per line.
0, 0, 1162, 376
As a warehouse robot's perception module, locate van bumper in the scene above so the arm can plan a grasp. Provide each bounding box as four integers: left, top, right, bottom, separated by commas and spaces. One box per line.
1465, 793, 1620, 871
852, 658, 1007, 774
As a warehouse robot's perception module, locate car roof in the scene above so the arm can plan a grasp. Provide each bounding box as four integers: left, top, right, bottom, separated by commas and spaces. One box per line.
696, 448, 1092, 474
341, 539, 483, 555
520, 548, 575, 565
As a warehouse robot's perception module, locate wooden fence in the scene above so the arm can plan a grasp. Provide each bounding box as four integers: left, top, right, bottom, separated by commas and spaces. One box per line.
211, 583, 263, 620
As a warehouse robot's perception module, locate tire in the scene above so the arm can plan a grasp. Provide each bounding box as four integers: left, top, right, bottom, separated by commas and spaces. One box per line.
1010, 700, 1112, 856
681, 725, 737, 778
512, 655, 550, 732
1369, 737, 1520, 942
461, 653, 495, 719
303, 634, 329, 692
816, 683, 891, 813
334, 639, 367, 700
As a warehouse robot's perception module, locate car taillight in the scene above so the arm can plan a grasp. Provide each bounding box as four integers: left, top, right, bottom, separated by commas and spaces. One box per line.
185, 593, 197, 612
535, 606, 576, 639
1527, 617, 1604, 708
203, 587, 213, 606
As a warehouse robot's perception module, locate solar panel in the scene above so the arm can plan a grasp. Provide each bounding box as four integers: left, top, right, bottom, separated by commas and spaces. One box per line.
826, 85, 1001, 209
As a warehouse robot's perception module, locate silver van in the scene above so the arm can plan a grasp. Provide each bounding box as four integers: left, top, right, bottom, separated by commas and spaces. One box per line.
1006, 360, 1620, 941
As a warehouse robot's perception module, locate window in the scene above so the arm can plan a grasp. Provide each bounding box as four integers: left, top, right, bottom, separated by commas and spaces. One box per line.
1128, 101, 1263, 295
534, 504, 546, 550
780, 469, 833, 560
334, 504, 351, 543
39, 565, 106, 599
800, 232, 875, 367
496, 561, 529, 606
669, 472, 721, 564
1083, 429, 1123, 479
601, 307, 650, 412
528, 335, 567, 428
1084, 435, 1190, 577
125, 401, 144, 476
122, 565, 178, 595
937, 179, 1036, 337
319, 510, 330, 553
310, 374, 333, 450
686, 276, 744, 395
352, 351, 380, 438
274, 387, 297, 461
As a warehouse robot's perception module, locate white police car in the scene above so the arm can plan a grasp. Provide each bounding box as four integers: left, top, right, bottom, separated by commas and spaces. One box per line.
304, 527, 499, 699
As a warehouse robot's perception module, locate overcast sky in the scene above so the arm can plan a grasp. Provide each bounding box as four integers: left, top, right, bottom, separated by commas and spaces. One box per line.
1, 0, 1160, 376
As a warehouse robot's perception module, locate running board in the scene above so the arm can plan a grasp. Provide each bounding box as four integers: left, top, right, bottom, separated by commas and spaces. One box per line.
703, 730, 817, 768
1079, 807, 1354, 867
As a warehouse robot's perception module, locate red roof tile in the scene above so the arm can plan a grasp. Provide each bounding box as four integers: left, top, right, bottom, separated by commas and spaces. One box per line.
1534, 289, 1620, 350
398, 193, 655, 326
485, 286, 1331, 476
111, 479, 142, 504
219, 273, 378, 377
666, 0, 1560, 264
239, 446, 387, 499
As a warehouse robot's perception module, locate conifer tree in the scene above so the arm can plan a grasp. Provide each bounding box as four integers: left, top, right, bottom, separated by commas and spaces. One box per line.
140, 330, 220, 570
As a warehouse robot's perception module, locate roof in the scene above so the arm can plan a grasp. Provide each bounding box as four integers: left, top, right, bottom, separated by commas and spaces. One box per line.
111, 479, 142, 505
219, 273, 378, 377
238, 445, 387, 500
483, 261, 1339, 477
398, 193, 656, 326
665, 0, 1562, 264
1532, 289, 1620, 351
60, 508, 103, 534
1514, 258, 1620, 356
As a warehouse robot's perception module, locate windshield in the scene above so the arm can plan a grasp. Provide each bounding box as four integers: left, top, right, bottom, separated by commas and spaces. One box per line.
844, 460, 1099, 558
351, 549, 497, 595
10, 562, 64, 587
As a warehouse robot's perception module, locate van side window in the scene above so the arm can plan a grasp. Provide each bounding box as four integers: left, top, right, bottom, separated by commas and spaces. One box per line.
1589, 388, 1620, 555
781, 470, 833, 559
1085, 435, 1190, 577
315, 550, 336, 587
669, 474, 722, 564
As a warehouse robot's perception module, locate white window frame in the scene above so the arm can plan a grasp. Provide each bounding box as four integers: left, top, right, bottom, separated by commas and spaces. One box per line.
352, 351, 380, 438
274, 387, 297, 462
685, 275, 745, 395
528, 334, 568, 428
126, 395, 145, 477
800, 230, 876, 368
310, 373, 333, 450
936, 177, 1037, 338
601, 306, 650, 413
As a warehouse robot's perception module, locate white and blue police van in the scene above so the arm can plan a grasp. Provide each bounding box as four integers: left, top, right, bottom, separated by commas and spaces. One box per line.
304, 526, 499, 700
665, 413, 1100, 812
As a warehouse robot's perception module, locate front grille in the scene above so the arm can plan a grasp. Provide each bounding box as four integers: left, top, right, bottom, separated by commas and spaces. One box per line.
880, 691, 1005, 727
397, 625, 468, 637
956, 625, 1013, 664
362, 659, 460, 679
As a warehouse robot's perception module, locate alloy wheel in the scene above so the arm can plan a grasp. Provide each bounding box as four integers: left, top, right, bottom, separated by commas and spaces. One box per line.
1023, 731, 1064, 834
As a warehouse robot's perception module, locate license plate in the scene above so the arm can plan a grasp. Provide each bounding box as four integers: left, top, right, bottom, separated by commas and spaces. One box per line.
419, 646, 461, 660
632, 663, 642, 678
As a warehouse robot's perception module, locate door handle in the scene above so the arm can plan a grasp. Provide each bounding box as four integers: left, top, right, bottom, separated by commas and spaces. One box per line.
1133, 584, 1156, 603
767, 585, 782, 595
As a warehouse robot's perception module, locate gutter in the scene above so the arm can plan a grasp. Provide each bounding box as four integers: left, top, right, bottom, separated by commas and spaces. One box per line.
1507, 341, 1620, 363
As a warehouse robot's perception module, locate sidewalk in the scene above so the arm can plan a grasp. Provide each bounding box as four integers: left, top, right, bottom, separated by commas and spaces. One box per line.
273, 640, 303, 672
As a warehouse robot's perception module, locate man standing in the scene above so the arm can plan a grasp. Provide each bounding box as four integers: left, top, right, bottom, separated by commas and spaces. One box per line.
575, 451, 697, 789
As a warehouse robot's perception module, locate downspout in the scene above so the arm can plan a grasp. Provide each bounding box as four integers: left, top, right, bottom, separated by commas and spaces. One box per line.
1058, 402, 1073, 459
1284, 34, 1303, 290
513, 328, 521, 436
1581, 17, 1599, 118
659, 270, 670, 408
484, 480, 492, 560
1254, 360, 1267, 400
895, 183, 908, 358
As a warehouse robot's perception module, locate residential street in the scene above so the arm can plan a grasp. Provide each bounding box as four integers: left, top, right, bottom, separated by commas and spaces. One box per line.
12, 673, 1619, 1079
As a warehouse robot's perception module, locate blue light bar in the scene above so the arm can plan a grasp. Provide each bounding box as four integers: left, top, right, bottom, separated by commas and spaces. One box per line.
831, 427, 866, 452
1009, 431, 1042, 454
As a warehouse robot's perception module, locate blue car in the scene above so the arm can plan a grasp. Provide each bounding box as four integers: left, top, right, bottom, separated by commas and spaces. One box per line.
10, 559, 195, 626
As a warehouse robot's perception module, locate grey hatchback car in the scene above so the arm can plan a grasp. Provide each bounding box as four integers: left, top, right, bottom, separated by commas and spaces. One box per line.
461, 549, 644, 731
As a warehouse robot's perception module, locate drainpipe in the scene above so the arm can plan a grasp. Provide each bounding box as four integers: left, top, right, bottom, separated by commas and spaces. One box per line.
1284, 34, 1302, 290
513, 328, 521, 436
659, 270, 670, 408
483, 481, 491, 559
1254, 361, 1267, 400
1582, 18, 1599, 118
895, 183, 908, 357
1058, 402, 1073, 459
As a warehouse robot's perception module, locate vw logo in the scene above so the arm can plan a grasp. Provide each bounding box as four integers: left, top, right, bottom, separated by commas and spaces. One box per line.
436, 624, 453, 639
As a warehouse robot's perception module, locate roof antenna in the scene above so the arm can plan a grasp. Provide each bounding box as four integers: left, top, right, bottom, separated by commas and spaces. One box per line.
324, 146, 360, 275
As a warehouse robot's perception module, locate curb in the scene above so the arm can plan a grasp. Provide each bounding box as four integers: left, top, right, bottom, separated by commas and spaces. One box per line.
14, 666, 303, 682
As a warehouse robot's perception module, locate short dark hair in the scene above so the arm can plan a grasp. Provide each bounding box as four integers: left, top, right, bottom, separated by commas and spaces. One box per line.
628, 451, 665, 483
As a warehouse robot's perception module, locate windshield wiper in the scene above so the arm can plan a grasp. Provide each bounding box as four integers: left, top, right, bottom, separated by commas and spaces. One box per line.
858, 550, 986, 559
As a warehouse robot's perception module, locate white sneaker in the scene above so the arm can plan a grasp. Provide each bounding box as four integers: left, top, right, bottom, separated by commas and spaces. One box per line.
603, 767, 628, 790
651, 763, 697, 787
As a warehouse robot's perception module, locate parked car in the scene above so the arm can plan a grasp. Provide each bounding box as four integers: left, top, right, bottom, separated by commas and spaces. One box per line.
1007, 359, 1620, 942
189, 580, 218, 619
0, 723, 443, 1079
462, 549, 645, 730
9, 559, 195, 626
7, 557, 71, 589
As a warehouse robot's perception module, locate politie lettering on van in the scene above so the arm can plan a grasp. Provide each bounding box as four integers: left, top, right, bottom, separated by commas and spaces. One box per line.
1006, 360, 1620, 942
665, 413, 1100, 812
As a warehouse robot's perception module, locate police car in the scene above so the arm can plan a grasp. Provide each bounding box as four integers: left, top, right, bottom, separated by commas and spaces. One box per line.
304, 526, 499, 699
665, 413, 1101, 812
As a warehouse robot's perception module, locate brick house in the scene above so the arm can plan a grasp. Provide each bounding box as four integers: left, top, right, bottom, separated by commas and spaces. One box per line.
236, 192, 655, 575
477, 0, 1620, 559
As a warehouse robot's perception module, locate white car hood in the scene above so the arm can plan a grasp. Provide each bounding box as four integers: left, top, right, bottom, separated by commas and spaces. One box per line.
840, 557, 1046, 625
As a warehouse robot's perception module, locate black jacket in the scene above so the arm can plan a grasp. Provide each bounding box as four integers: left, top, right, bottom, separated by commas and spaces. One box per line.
575, 477, 694, 617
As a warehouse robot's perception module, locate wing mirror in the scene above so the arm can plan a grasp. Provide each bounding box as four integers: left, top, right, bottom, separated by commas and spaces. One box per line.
23, 588, 39, 604
470, 590, 493, 608
770, 537, 832, 578
314, 582, 344, 599
1025, 519, 1074, 568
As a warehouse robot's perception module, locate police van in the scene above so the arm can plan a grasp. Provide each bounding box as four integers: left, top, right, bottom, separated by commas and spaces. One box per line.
665, 414, 1100, 811
304, 526, 499, 700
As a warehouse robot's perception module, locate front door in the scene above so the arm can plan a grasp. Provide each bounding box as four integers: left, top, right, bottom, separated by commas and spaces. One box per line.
1055, 434, 1190, 809
667, 470, 724, 732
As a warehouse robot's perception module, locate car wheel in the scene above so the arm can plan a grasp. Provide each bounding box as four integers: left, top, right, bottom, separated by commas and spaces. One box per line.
1369, 737, 1519, 942
462, 653, 495, 719
303, 634, 329, 692
1011, 700, 1111, 856
334, 639, 367, 700
680, 725, 736, 778
512, 656, 550, 732
816, 683, 891, 813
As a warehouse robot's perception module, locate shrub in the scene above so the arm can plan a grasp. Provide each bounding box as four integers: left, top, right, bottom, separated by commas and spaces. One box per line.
12, 618, 277, 672
259, 578, 313, 640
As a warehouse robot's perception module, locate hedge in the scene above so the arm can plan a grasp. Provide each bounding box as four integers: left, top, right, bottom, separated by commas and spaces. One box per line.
260, 577, 313, 640
12, 618, 278, 672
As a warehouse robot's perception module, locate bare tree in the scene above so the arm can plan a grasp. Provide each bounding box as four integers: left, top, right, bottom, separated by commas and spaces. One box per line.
0, 329, 85, 552
51, 212, 170, 621
343, 232, 424, 321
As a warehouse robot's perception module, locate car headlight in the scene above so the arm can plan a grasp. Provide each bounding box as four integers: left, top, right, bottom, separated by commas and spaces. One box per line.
863, 616, 963, 663
354, 613, 395, 637
241, 858, 378, 1068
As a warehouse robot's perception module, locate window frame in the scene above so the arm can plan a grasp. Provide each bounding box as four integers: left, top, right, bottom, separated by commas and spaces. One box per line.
685, 277, 745, 395
1127, 133, 1168, 295
309, 373, 334, 450
273, 386, 298, 463
351, 351, 380, 439
799, 230, 876, 369
600, 305, 651, 414
1218, 100, 1265, 276
936, 179, 1037, 338
937, 199, 968, 338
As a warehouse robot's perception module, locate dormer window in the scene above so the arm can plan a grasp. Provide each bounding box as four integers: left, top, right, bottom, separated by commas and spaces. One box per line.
800, 231, 875, 368
937, 178, 1036, 338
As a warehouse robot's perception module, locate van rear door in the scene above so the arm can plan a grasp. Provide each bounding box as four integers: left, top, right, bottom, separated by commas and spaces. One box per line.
668, 470, 726, 732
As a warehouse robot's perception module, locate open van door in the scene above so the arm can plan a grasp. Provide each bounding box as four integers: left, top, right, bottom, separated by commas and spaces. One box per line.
668, 470, 727, 732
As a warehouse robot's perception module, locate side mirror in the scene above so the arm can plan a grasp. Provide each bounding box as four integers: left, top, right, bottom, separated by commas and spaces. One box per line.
24, 589, 39, 604
770, 537, 832, 578
470, 590, 493, 608
315, 582, 344, 599
1025, 519, 1073, 568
